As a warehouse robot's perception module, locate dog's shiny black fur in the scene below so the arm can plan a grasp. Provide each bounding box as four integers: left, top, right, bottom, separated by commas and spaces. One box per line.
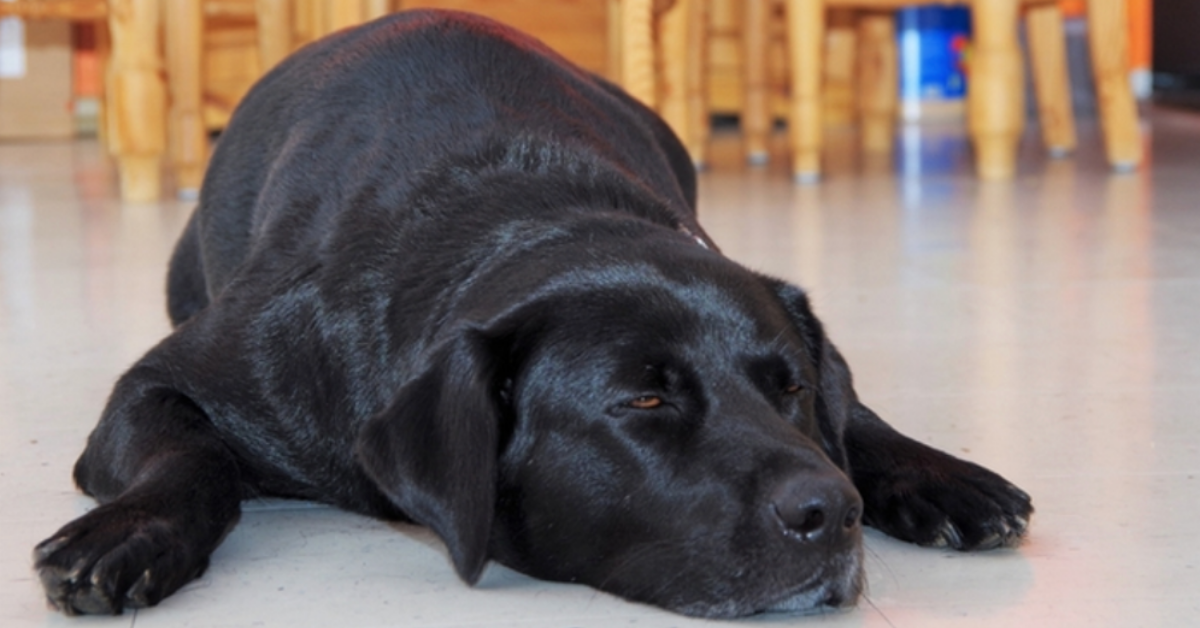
34, 10, 1032, 618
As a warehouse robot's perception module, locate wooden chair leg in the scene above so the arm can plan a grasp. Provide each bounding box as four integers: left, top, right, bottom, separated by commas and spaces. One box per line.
659, 0, 691, 154
1026, 2, 1076, 157
255, 0, 293, 71
1086, 0, 1141, 171
164, 0, 206, 197
661, 0, 709, 166
107, 0, 166, 202
685, 0, 710, 167
823, 9, 857, 127
743, 0, 770, 164
856, 11, 896, 155
618, 0, 657, 109
786, 0, 824, 182
967, 0, 1023, 180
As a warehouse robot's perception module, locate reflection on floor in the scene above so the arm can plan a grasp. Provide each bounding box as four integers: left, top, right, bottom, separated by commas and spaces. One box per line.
2, 107, 1198, 627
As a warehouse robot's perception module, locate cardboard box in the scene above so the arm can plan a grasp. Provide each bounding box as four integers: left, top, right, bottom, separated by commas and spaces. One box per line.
0, 18, 74, 139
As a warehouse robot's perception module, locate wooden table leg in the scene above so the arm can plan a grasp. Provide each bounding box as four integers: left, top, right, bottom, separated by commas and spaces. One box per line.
856, 11, 896, 155
164, 0, 206, 198
1026, 2, 1076, 157
743, 0, 770, 164
786, 0, 825, 182
1086, 0, 1141, 171
107, 0, 166, 202
967, 0, 1023, 180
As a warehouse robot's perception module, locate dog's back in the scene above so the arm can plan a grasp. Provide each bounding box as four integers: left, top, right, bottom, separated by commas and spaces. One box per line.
168, 10, 696, 324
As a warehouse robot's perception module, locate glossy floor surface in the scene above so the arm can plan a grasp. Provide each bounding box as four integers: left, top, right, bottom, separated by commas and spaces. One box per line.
2, 108, 1198, 627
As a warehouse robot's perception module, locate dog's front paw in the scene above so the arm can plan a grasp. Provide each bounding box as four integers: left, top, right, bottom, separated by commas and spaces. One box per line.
33, 502, 210, 615
858, 451, 1033, 551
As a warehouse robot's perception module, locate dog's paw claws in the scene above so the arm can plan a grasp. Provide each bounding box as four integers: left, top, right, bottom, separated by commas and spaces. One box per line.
929, 521, 962, 549
125, 569, 159, 609
34, 536, 67, 561
32, 502, 211, 616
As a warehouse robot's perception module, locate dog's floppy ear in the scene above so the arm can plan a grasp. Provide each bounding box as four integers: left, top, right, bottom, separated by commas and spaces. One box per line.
763, 277, 855, 471
355, 328, 500, 584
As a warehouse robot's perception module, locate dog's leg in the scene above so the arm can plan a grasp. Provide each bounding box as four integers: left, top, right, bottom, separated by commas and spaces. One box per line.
34, 379, 242, 615
843, 402, 1033, 551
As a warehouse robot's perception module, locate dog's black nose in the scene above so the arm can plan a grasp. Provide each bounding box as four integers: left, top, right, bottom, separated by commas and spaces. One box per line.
769, 472, 862, 543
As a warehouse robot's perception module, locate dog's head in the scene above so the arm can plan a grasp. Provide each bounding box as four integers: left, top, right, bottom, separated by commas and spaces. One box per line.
356, 222, 864, 617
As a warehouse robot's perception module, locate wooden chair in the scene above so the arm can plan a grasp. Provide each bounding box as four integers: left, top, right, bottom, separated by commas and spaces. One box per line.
182, 0, 704, 189
1, 0, 170, 201
4, 1, 707, 198
611, 0, 711, 166
168, 0, 698, 197
0, 0, 385, 201
741, 0, 1142, 181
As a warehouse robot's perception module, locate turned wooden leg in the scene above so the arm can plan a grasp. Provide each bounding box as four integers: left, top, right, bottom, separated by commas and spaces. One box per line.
856, 11, 896, 155
255, 0, 293, 71
618, 0, 656, 109
1026, 1, 1077, 157
967, 0, 1023, 180
823, 9, 857, 127
164, 0, 206, 197
1086, 0, 1141, 171
743, 0, 770, 164
661, 0, 709, 166
659, 0, 691, 152
107, 0, 166, 202
685, 0, 710, 167
786, 0, 825, 182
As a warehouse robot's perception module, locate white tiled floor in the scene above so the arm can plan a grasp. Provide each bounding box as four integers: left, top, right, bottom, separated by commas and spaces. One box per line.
2, 108, 1198, 627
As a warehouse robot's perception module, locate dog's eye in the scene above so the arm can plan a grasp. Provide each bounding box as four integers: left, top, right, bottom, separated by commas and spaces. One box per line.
628, 396, 663, 409
784, 383, 805, 395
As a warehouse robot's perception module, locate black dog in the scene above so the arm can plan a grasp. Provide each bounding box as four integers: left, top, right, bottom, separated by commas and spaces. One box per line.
34, 10, 1032, 618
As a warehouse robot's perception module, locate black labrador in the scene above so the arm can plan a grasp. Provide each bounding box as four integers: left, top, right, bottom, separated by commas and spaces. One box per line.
34, 10, 1032, 619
